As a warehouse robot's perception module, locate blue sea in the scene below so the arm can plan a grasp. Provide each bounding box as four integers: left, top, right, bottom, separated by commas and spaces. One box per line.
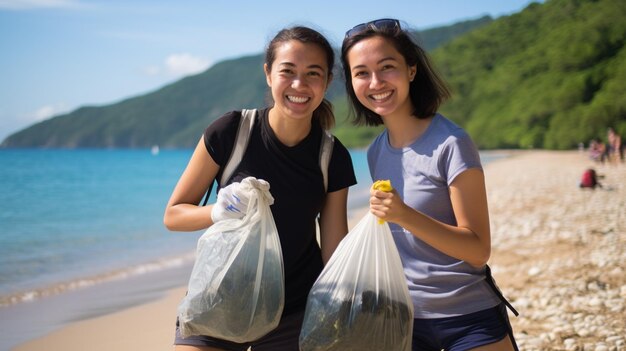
0, 148, 503, 350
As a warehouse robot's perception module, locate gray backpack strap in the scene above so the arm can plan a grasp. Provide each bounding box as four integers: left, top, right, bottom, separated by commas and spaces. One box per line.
319, 130, 334, 192
220, 109, 256, 186
219, 110, 332, 193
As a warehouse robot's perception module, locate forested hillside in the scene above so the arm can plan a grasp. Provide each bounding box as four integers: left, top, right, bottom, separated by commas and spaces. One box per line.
2, 55, 267, 148
434, 0, 625, 149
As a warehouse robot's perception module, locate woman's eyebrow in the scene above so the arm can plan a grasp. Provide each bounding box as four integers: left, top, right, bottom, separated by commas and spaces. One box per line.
351, 57, 397, 71
277, 62, 325, 71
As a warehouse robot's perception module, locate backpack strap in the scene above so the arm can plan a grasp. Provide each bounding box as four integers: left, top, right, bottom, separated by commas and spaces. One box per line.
485, 265, 519, 317
202, 110, 332, 205
201, 109, 256, 206
319, 130, 334, 192
220, 109, 256, 186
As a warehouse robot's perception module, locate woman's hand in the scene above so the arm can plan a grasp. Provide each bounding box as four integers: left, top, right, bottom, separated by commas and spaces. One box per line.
211, 177, 272, 223
211, 181, 250, 222
369, 187, 408, 224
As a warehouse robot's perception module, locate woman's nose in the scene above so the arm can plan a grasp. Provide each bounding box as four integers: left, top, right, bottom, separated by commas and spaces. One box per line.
369, 72, 384, 89
291, 74, 307, 89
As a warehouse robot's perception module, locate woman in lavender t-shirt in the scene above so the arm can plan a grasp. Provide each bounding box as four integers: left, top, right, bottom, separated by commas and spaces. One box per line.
341, 18, 519, 351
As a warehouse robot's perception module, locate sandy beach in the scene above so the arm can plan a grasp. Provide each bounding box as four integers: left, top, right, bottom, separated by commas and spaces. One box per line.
14, 150, 625, 351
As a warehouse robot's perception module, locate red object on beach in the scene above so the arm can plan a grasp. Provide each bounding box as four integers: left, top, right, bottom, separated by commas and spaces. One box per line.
580, 169, 599, 188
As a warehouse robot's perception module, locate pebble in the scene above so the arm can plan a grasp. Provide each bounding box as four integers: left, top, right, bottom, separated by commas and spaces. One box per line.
528, 266, 541, 276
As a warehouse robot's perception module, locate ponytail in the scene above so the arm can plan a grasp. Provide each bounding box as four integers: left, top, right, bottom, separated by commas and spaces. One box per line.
314, 98, 335, 130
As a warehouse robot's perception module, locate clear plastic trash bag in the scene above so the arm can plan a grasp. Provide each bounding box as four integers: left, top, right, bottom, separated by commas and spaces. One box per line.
178, 178, 284, 342
299, 212, 414, 351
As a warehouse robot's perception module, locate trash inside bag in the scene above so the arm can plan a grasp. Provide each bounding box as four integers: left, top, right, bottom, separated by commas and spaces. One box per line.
178, 177, 284, 343
299, 211, 413, 351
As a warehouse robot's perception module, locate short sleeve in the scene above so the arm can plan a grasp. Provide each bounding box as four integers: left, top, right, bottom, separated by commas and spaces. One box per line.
203, 110, 240, 166
327, 137, 357, 192
440, 132, 482, 185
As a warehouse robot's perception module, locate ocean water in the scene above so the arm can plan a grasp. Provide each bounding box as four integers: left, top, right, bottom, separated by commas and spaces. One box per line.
0, 148, 502, 349
0, 149, 368, 301
0, 149, 200, 301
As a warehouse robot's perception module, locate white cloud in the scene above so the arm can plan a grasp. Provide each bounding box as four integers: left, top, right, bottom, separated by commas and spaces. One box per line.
32, 103, 70, 121
164, 53, 211, 77
0, 0, 85, 10
142, 65, 161, 76
141, 53, 211, 79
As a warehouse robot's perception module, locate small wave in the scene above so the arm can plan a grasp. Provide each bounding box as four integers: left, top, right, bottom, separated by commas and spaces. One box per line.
0, 252, 196, 307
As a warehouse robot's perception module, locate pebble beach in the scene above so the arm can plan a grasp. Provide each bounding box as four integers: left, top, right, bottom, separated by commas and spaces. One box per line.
486, 151, 625, 351
14, 150, 626, 351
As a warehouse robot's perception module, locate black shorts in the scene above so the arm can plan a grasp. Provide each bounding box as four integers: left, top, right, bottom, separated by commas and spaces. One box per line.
412, 303, 517, 351
174, 310, 304, 351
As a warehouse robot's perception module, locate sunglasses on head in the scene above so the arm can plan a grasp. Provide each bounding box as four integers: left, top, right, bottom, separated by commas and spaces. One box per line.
345, 18, 401, 38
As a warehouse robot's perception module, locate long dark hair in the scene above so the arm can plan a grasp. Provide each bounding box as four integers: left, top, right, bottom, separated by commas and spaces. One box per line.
341, 20, 450, 126
265, 26, 335, 130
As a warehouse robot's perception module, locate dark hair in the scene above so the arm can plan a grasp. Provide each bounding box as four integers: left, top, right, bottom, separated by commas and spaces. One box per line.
341, 20, 450, 126
265, 26, 335, 130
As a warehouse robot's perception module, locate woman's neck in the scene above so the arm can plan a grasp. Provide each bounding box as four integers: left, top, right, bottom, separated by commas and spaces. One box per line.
268, 108, 312, 147
384, 113, 433, 148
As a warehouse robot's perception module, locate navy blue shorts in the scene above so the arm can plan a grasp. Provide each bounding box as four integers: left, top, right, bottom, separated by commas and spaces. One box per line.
412, 303, 516, 351
174, 310, 304, 351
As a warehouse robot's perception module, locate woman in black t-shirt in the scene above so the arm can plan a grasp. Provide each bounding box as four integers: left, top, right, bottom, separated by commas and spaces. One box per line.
164, 26, 356, 351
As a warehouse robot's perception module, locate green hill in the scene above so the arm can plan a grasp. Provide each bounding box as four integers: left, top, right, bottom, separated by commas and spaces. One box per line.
434, 0, 626, 149
2, 55, 268, 148
0, 16, 491, 149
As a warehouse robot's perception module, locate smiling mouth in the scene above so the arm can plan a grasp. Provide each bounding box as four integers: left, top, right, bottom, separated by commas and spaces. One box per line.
370, 91, 393, 101
287, 95, 310, 104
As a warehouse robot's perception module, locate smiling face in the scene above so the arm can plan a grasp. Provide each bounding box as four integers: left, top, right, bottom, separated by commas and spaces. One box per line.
346, 35, 416, 120
264, 40, 331, 122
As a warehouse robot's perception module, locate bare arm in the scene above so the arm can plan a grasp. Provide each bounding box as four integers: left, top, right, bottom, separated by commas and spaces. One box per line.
369, 168, 491, 267
163, 137, 219, 231
318, 188, 350, 264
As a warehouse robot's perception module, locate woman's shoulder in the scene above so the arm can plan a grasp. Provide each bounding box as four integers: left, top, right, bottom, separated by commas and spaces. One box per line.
433, 114, 467, 135
203, 110, 245, 163
427, 114, 473, 145
206, 110, 242, 134
424, 114, 478, 159
368, 129, 388, 147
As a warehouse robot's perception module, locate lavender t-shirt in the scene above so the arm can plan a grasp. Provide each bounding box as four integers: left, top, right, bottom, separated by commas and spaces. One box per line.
367, 114, 500, 318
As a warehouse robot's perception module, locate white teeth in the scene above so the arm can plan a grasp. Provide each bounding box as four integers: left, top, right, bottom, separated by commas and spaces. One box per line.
287, 95, 309, 103
371, 91, 392, 100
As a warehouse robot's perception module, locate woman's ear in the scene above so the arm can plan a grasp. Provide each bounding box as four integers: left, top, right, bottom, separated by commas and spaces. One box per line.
264, 63, 272, 87
326, 73, 333, 91
409, 65, 417, 82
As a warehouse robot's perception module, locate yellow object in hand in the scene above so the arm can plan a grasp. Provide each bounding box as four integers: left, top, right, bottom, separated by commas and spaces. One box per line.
372, 180, 393, 224
372, 180, 393, 192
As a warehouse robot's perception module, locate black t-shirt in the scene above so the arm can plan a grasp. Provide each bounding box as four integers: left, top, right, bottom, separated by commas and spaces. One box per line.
204, 108, 357, 315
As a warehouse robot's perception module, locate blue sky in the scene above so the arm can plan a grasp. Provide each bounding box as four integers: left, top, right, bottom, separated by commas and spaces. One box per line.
0, 0, 541, 141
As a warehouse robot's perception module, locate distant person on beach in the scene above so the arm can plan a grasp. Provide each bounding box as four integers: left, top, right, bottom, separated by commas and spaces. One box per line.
588, 138, 606, 163
606, 127, 623, 164
164, 26, 356, 351
341, 18, 519, 350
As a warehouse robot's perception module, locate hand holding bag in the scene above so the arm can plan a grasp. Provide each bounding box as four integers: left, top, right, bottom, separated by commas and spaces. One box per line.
299, 180, 413, 351
178, 177, 284, 342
